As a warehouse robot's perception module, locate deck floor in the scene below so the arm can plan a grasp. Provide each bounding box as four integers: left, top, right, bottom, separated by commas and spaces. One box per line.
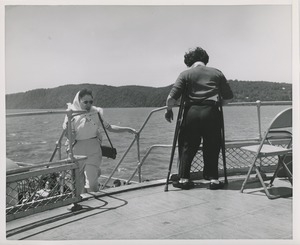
6, 176, 293, 241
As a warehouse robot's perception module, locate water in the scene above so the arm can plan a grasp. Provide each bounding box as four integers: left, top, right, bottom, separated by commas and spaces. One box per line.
6, 105, 290, 181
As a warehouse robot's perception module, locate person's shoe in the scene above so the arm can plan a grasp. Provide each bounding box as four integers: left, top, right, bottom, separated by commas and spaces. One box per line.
203, 175, 211, 181
172, 181, 182, 189
67, 203, 82, 212
209, 181, 225, 190
182, 181, 195, 190
172, 181, 195, 190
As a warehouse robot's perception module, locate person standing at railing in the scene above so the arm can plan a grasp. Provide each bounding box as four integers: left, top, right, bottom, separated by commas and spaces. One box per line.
63, 89, 137, 211
165, 47, 233, 190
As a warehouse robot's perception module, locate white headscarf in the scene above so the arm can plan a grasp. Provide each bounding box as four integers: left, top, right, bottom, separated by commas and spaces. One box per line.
63, 91, 105, 136
66, 91, 104, 116
67, 91, 81, 111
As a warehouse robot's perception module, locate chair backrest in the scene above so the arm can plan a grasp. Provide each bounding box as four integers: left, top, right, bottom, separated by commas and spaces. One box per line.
255, 107, 292, 153
269, 107, 292, 130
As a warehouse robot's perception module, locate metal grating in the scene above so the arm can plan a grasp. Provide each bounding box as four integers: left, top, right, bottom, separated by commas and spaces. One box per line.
190, 142, 290, 174
6, 163, 81, 221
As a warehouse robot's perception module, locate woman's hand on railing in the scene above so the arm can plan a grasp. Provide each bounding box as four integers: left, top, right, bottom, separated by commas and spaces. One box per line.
128, 128, 138, 135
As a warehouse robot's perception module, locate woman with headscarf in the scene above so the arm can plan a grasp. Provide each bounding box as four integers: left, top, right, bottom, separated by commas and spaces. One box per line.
63, 89, 137, 211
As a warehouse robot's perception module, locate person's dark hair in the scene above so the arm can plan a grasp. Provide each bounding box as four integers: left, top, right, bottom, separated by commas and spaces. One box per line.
78, 89, 93, 100
184, 47, 209, 67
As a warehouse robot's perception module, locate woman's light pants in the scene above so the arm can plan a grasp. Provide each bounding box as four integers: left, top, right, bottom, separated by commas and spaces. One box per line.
73, 138, 102, 193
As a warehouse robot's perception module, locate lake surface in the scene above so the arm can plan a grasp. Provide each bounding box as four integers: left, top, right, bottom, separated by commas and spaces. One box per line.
6, 105, 290, 181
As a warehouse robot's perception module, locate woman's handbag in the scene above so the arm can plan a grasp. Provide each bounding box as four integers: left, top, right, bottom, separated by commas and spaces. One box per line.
97, 112, 117, 159
100, 145, 117, 159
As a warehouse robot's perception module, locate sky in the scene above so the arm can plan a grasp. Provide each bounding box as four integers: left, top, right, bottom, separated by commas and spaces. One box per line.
3, 2, 294, 94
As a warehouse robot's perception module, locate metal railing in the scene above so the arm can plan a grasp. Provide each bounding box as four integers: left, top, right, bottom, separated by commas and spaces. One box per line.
101, 101, 292, 187
6, 109, 87, 221
6, 156, 87, 221
6, 101, 292, 220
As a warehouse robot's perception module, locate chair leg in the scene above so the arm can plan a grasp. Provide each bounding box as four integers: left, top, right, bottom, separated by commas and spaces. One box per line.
257, 158, 266, 178
240, 158, 257, 193
281, 161, 293, 185
270, 155, 293, 186
269, 160, 282, 186
256, 166, 267, 180
255, 168, 280, 199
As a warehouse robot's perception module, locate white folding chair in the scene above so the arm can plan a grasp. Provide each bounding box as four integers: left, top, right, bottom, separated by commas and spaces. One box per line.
240, 107, 292, 199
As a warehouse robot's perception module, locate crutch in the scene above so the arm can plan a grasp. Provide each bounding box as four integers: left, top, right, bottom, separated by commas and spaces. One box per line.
164, 84, 187, 192
218, 95, 228, 184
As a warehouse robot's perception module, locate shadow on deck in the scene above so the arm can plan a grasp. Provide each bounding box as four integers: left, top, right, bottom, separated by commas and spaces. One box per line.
6, 176, 292, 241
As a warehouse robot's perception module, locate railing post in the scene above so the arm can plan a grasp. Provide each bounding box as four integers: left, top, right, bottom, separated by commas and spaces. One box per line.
256, 100, 262, 140
74, 166, 82, 199
57, 140, 62, 160
136, 134, 142, 182
66, 109, 75, 159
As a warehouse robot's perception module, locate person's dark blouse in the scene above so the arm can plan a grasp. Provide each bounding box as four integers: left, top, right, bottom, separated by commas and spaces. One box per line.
169, 65, 233, 103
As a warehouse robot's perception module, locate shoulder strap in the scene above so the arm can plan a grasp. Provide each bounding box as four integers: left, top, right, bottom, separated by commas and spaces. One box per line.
97, 112, 114, 148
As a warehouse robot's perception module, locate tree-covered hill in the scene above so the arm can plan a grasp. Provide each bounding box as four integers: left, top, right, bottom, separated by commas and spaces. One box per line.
5, 80, 292, 109
229, 80, 292, 102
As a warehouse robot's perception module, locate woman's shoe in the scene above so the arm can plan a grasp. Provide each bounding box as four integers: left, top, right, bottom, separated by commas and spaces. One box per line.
67, 203, 83, 212
209, 181, 225, 190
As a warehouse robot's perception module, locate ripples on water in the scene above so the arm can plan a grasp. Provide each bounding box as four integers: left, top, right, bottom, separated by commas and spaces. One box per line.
6, 106, 290, 180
